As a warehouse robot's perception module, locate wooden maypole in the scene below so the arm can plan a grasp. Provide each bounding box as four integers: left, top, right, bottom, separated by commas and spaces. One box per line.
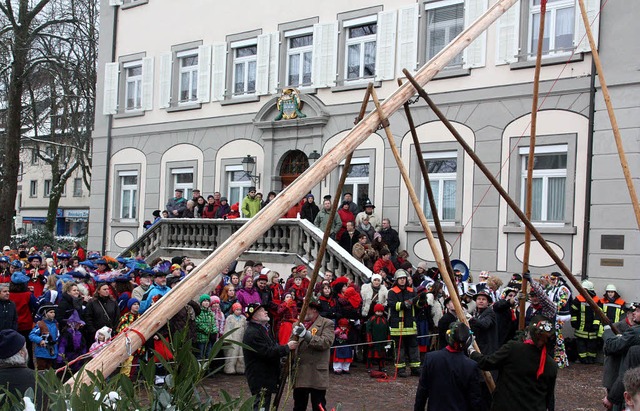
69, 0, 519, 386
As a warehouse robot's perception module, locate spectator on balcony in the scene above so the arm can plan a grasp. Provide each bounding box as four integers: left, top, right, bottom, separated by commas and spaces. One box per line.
225, 203, 241, 219
166, 188, 187, 218
183, 200, 196, 218
379, 218, 400, 256
314, 199, 342, 239
300, 194, 320, 223
338, 221, 361, 254
341, 192, 360, 216
337, 201, 355, 240
242, 187, 261, 218
194, 196, 206, 218
373, 249, 396, 276
236, 276, 261, 309
284, 195, 304, 219
191, 189, 202, 204
356, 215, 376, 244
256, 193, 265, 209
263, 191, 277, 207
202, 195, 217, 218
355, 200, 381, 232
215, 197, 231, 218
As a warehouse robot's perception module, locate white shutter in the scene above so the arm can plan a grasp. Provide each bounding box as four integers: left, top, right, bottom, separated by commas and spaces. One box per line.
397, 4, 419, 75
463, 0, 488, 68
102, 62, 119, 115
255, 34, 271, 96
211, 42, 227, 101
495, 0, 520, 65
141, 57, 154, 111
158, 52, 172, 108
109, 0, 123, 6
311, 21, 338, 88
268, 32, 279, 94
197, 44, 212, 102
574, 0, 600, 53
374, 10, 397, 81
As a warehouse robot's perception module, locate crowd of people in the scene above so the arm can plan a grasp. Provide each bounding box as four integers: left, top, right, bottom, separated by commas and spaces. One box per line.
0, 224, 637, 410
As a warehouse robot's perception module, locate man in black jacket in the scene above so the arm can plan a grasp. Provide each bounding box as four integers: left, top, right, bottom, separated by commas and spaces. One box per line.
379, 218, 400, 256
469, 290, 498, 356
0, 283, 17, 331
243, 303, 297, 411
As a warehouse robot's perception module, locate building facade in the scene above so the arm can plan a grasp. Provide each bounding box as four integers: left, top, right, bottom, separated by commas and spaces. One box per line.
89, 0, 639, 295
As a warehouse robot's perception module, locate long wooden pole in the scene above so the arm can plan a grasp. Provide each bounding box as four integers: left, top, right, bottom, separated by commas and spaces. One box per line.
69, 0, 519, 386
403, 72, 616, 333
519, 0, 547, 330
369, 88, 495, 392
398, 79, 456, 290
577, 0, 640, 230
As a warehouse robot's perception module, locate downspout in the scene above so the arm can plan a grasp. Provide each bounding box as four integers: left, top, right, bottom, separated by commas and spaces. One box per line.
101, 5, 118, 255
580, 55, 598, 281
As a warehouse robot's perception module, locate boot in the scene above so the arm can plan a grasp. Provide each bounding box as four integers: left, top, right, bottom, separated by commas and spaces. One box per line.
397, 368, 407, 378
411, 367, 421, 376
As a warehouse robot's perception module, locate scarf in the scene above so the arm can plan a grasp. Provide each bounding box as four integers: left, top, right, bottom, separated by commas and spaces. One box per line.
523, 339, 546, 379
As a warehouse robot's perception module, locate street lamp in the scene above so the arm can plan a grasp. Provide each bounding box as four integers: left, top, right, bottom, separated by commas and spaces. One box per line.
241, 155, 260, 185
308, 150, 321, 164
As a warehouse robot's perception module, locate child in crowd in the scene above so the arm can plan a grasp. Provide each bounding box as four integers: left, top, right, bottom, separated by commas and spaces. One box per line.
210, 295, 226, 340
277, 292, 299, 345
117, 298, 143, 378
29, 305, 59, 370
219, 284, 238, 317
366, 303, 390, 372
332, 318, 354, 375
223, 302, 246, 374
90, 326, 112, 357
57, 310, 87, 373
195, 294, 218, 359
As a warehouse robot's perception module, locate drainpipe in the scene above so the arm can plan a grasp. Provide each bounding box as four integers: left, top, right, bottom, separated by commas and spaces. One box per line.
580, 55, 598, 281
101, 5, 118, 255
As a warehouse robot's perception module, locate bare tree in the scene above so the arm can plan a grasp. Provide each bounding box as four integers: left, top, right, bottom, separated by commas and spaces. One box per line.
0, 0, 96, 240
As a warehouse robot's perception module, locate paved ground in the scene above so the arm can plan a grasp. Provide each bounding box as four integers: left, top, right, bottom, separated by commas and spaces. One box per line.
201, 361, 604, 410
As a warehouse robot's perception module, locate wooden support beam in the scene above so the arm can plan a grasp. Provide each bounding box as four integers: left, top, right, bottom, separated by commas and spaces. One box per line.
403, 71, 617, 334
69, 0, 519, 386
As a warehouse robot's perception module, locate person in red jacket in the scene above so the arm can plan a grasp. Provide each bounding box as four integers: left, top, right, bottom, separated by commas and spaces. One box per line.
9, 271, 37, 368
373, 249, 396, 276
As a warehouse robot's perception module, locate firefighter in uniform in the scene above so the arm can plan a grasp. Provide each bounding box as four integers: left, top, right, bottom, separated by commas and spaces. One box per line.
570, 280, 602, 364
387, 269, 426, 377
601, 284, 625, 324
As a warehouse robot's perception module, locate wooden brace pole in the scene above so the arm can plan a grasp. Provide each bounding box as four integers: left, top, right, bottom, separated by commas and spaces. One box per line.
369, 88, 496, 392
577, 0, 640, 230
403, 72, 617, 334
69, 0, 519, 386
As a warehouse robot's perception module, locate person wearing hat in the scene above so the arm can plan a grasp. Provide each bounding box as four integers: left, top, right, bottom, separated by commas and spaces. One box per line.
300, 193, 320, 223
0, 255, 11, 283
436, 295, 458, 349
139, 265, 170, 314
215, 196, 231, 218
242, 302, 298, 411
0, 282, 17, 331
194, 295, 218, 360
9, 271, 37, 368
29, 304, 59, 370
493, 287, 519, 348
469, 290, 498, 356
414, 321, 483, 411
254, 274, 273, 310
166, 188, 187, 218
523, 272, 556, 327
387, 268, 424, 377
546, 271, 572, 320
223, 302, 247, 375
475, 271, 490, 293
354, 199, 381, 232
571, 279, 603, 364
57, 310, 87, 373
132, 268, 154, 302
336, 200, 355, 241
365, 303, 390, 372
241, 186, 261, 218
469, 319, 558, 411
291, 296, 335, 411
314, 198, 342, 239
602, 283, 626, 324
0, 329, 40, 405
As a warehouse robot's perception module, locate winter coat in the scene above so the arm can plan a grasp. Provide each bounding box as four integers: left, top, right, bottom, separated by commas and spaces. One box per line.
470, 307, 499, 355
571, 295, 603, 339
139, 284, 170, 314
0, 298, 18, 331
57, 327, 87, 371
379, 227, 400, 255
236, 287, 262, 308
318, 295, 338, 320
338, 229, 361, 254
360, 283, 388, 317
224, 314, 247, 343
471, 340, 558, 411
300, 201, 319, 223
313, 208, 342, 237
215, 203, 231, 218
195, 309, 218, 344
493, 298, 518, 347
241, 195, 261, 218
10, 291, 36, 332
336, 208, 355, 239
56, 292, 83, 326
365, 315, 390, 358
373, 258, 396, 276
293, 315, 335, 390
166, 196, 187, 217
84, 296, 120, 339
354, 211, 381, 232
29, 318, 59, 359
415, 348, 485, 411
387, 284, 420, 336
242, 321, 290, 395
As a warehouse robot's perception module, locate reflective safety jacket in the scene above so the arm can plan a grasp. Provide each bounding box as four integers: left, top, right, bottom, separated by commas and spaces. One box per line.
571, 295, 603, 339
602, 297, 625, 324
387, 285, 423, 336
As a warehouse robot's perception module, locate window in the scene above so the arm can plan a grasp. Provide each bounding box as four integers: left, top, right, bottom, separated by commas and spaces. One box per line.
172, 168, 194, 199
124, 61, 143, 111
286, 31, 313, 87
422, 152, 457, 221
340, 158, 370, 210
73, 178, 83, 197
344, 19, 377, 81
227, 166, 251, 206
29, 180, 37, 198
520, 145, 567, 222
44, 180, 51, 197
425, 0, 464, 68
31, 149, 38, 164
232, 42, 257, 95
60, 181, 66, 197
178, 50, 198, 103
119, 172, 138, 220
528, 0, 574, 57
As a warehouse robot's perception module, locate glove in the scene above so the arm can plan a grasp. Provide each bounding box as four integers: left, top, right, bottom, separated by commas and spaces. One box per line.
603, 325, 611, 331
293, 324, 312, 342
464, 334, 475, 352
467, 342, 476, 356
522, 271, 532, 282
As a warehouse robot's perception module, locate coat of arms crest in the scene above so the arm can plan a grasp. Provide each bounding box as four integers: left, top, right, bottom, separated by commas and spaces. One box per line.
274, 88, 306, 121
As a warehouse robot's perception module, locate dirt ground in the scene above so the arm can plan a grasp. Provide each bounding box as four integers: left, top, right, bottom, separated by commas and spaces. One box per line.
202, 361, 605, 410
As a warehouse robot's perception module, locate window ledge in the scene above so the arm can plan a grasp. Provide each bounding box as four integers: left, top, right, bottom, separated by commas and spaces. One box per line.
111, 220, 140, 228
121, 0, 148, 10
502, 224, 577, 235
510, 53, 583, 70
220, 95, 261, 106
432, 67, 470, 80
114, 110, 145, 119
332, 81, 381, 93
404, 223, 463, 233
166, 103, 202, 113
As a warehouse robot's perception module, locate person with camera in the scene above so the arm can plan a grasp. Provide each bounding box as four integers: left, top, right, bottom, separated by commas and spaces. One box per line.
29, 304, 59, 370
